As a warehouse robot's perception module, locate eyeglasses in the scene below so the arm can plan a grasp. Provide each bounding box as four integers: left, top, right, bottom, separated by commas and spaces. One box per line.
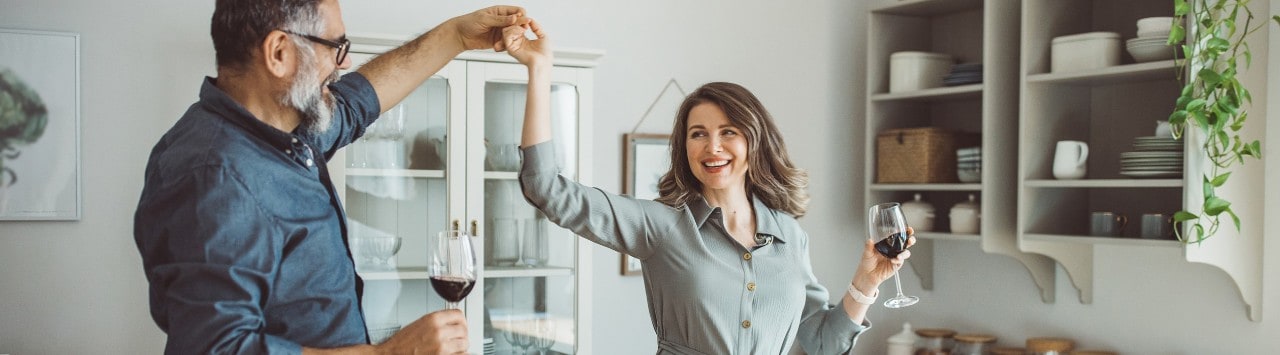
281, 30, 350, 65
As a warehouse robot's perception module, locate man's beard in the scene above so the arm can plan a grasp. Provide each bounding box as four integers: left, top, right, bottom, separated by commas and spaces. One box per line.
285, 55, 339, 134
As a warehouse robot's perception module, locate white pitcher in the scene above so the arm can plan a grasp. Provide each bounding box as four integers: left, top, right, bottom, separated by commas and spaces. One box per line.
1052, 140, 1089, 179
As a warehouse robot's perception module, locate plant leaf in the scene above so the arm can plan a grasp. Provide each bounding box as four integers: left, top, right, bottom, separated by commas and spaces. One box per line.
1204, 196, 1231, 216
1227, 208, 1241, 231
1175, 0, 1189, 16
1174, 211, 1199, 222
1210, 172, 1231, 187
1198, 68, 1223, 86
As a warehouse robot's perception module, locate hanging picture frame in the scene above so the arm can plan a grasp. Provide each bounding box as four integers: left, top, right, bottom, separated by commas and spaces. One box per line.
0, 28, 81, 221
620, 133, 670, 276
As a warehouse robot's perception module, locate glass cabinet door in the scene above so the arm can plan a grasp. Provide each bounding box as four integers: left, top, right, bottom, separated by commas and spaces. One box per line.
466, 61, 587, 354
330, 55, 468, 343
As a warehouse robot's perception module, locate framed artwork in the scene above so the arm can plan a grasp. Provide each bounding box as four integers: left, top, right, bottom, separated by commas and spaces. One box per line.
620, 133, 670, 276
0, 29, 81, 220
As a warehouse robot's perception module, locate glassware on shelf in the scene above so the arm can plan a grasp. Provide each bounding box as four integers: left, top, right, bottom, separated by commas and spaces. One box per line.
429, 228, 477, 309
491, 218, 520, 267
867, 202, 919, 308
531, 317, 556, 355
521, 217, 549, 267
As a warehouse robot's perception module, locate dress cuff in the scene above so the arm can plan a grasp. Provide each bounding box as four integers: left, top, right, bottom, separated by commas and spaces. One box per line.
519, 141, 559, 177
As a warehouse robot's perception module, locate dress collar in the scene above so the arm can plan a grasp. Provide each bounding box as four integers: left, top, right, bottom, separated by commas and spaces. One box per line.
688, 194, 788, 243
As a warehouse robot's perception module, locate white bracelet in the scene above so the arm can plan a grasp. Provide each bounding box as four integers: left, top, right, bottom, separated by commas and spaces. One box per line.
848, 284, 879, 305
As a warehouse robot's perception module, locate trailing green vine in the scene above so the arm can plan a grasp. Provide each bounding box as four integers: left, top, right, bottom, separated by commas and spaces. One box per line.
1168, 0, 1279, 243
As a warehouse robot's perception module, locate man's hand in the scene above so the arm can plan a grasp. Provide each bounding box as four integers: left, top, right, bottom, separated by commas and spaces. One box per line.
448, 5, 530, 52
377, 309, 469, 355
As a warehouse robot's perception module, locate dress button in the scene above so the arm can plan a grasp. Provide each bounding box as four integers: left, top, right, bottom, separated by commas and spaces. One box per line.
305, 159, 314, 167
741, 320, 751, 328
743, 252, 752, 260
747, 282, 756, 291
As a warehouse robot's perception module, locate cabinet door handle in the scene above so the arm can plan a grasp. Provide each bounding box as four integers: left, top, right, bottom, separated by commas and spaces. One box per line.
470, 220, 479, 237
452, 219, 461, 232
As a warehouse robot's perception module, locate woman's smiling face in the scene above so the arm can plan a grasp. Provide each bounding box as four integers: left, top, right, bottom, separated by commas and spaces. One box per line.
685, 102, 749, 194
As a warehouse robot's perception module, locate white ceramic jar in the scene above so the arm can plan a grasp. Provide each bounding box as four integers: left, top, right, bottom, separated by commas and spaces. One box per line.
900, 193, 936, 232
889, 51, 953, 92
886, 322, 917, 355
949, 194, 981, 234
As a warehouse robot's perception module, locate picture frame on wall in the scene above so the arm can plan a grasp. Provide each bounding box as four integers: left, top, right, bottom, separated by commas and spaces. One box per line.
0, 29, 81, 221
620, 133, 670, 276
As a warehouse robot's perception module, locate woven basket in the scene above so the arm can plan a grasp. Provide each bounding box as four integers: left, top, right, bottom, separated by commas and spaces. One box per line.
876, 127, 978, 183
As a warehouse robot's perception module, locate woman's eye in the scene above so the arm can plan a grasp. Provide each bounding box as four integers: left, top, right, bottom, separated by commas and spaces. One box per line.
690, 131, 706, 138
723, 130, 738, 137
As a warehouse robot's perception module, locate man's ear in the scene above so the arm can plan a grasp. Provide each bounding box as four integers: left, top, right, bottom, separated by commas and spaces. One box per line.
261, 30, 294, 79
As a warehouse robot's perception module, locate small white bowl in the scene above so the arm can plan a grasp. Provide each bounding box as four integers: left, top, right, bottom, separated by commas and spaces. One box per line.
1136, 17, 1175, 33
1126, 39, 1177, 62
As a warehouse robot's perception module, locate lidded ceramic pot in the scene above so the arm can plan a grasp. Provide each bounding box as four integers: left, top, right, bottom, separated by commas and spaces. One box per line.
949, 194, 981, 234
886, 322, 917, 355
900, 193, 936, 232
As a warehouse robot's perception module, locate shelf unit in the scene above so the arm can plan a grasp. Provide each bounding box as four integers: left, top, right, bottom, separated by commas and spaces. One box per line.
865, 0, 1056, 298
1018, 0, 1262, 320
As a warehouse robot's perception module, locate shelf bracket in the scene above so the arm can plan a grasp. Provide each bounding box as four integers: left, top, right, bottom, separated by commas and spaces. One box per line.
906, 239, 934, 290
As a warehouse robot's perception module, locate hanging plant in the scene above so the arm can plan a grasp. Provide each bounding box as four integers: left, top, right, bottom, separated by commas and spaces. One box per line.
1168, 0, 1279, 243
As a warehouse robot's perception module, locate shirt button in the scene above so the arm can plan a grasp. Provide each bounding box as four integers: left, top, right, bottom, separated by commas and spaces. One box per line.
291, 137, 299, 144
747, 282, 756, 291
305, 159, 314, 167
741, 320, 751, 328
285, 149, 292, 155
743, 252, 752, 260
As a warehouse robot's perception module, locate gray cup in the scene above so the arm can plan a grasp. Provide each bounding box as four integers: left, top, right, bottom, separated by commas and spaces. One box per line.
1091, 211, 1128, 237
1141, 213, 1174, 239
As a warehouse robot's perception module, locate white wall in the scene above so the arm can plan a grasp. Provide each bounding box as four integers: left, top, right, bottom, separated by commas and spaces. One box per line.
0, 0, 1277, 354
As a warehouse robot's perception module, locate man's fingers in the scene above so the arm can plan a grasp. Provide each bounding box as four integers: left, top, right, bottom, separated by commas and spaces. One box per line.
479, 6, 526, 27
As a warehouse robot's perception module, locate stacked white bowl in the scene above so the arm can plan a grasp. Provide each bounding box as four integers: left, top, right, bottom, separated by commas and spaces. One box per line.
1127, 17, 1177, 62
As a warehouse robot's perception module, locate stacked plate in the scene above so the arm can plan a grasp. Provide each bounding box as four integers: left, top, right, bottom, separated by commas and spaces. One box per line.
484, 337, 495, 354
1128, 17, 1178, 62
943, 63, 983, 86
1120, 136, 1182, 178
956, 146, 981, 183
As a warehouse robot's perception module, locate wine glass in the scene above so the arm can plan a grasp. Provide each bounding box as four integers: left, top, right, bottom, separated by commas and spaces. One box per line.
867, 202, 919, 308
430, 228, 477, 309
531, 317, 556, 355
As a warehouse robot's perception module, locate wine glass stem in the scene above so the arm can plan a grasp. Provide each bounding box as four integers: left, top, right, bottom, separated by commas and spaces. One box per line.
891, 269, 906, 297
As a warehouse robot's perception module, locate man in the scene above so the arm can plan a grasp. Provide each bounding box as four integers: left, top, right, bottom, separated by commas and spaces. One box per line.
133, 1, 527, 353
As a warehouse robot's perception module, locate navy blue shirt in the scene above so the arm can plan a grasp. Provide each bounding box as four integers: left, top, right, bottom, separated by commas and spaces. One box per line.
134, 73, 380, 354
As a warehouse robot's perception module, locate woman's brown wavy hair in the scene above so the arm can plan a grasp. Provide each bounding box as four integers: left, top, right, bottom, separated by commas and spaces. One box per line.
654, 82, 810, 217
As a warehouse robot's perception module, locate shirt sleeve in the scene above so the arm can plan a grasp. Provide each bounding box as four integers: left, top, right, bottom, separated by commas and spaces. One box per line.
795, 228, 870, 354
307, 72, 382, 161
517, 141, 672, 260
135, 166, 301, 355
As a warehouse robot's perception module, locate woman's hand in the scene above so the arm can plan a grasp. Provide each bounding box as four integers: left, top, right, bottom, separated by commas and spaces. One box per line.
501, 19, 552, 68
851, 227, 915, 294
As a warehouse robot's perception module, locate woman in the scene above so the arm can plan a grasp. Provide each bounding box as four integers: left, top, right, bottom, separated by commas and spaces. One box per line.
501, 21, 913, 355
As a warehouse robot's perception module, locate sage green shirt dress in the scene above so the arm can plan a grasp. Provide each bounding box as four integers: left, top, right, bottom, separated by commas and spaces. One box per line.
519, 142, 869, 355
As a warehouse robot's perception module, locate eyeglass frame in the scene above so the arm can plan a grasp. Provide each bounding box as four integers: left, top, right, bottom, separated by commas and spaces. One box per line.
280, 30, 350, 65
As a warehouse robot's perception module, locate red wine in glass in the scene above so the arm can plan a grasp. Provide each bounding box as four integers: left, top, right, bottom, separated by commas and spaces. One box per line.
874, 232, 908, 258
429, 276, 476, 303
431, 228, 477, 309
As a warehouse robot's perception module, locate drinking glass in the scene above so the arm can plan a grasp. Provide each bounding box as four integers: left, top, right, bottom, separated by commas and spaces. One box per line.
867, 202, 919, 308
430, 228, 477, 309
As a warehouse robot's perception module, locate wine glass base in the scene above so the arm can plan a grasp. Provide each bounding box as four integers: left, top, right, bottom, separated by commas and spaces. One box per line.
883, 295, 919, 309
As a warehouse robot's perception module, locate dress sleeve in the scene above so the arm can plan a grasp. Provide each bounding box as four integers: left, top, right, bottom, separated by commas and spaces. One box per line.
135, 166, 301, 355
795, 228, 871, 355
517, 141, 673, 260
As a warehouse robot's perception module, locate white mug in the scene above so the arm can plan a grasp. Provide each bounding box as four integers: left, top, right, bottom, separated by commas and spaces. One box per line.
1053, 140, 1089, 179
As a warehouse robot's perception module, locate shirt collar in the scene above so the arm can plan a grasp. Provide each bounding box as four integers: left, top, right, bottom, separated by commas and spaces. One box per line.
199, 77, 299, 153
688, 194, 788, 243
